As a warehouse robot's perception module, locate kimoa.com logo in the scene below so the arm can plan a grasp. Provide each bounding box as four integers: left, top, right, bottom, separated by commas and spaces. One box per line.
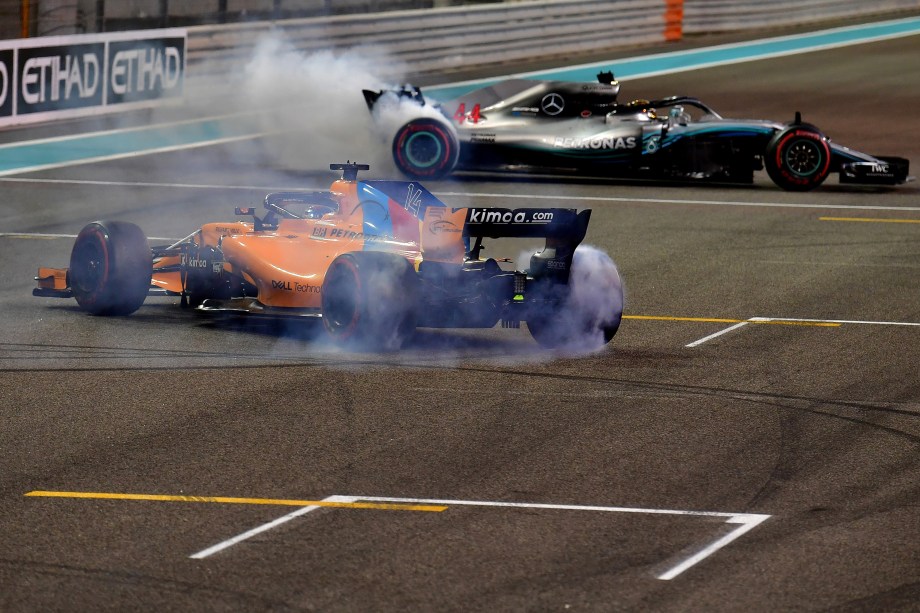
468, 208, 554, 224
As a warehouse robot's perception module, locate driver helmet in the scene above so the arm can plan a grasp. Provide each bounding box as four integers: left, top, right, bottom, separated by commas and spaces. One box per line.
668, 105, 690, 126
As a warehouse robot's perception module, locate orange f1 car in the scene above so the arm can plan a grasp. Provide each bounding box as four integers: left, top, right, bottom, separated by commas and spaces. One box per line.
34, 163, 624, 350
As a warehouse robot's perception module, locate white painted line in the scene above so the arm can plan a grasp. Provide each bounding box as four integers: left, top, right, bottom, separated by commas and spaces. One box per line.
685, 321, 751, 348
355, 496, 737, 517
435, 16, 920, 88
756, 316, 920, 327
436, 191, 920, 213
680, 314, 920, 348
573, 26, 920, 84
186, 492, 770, 579
657, 514, 771, 581
0, 109, 271, 150
0, 232, 179, 242
189, 495, 357, 559
352, 495, 770, 580
0, 177, 310, 191
0, 232, 80, 239
0, 132, 273, 178
1, 179, 918, 214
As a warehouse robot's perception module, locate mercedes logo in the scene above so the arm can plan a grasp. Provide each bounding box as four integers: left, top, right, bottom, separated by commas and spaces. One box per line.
541, 93, 565, 116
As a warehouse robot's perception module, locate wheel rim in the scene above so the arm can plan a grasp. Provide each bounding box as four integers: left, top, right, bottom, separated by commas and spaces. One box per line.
404, 131, 443, 168
784, 139, 824, 177
72, 235, 106, 293
323, 263, 360, 336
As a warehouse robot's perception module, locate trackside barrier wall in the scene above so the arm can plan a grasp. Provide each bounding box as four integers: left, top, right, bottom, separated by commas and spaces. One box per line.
183, 0, 920, 83
683, 0, 920, 33
184, 0, 671, 82
2, 0, 918, 125
0, 29, 187, 128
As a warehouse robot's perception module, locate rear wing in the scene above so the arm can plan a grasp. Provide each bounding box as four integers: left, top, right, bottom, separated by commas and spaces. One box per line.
463, 207, 591, 241
462, 208, 592, 280
362, 86, 427, 111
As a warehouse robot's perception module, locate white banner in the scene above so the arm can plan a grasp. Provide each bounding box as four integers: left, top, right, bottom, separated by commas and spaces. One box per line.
0, 29, 186, 128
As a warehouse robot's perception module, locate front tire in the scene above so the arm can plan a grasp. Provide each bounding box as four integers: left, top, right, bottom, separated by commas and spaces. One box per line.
765, 126, 831, 191
321, 251, 418, 350
392, 118, 459, 179
69, 221, 152, 315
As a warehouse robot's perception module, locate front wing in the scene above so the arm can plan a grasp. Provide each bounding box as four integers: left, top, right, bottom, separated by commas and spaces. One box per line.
839, 156, 910, 185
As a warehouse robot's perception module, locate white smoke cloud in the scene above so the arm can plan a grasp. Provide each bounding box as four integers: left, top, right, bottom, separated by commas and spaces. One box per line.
234, 36, 415, 175
566, 244, 625, 349
369, 88, 458, 141
519, 244, 625, 355
151, 35, 625, 359
230, 32, 457, 177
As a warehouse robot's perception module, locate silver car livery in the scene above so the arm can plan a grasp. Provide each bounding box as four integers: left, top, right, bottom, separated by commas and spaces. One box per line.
363, 71, 910, 192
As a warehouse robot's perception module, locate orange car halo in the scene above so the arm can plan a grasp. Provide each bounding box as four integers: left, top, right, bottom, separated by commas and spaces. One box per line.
34, 163, 624, 350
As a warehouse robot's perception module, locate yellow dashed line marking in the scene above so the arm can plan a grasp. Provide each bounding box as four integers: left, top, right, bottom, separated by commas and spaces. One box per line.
819, 217, 920, 224
25, 490, 447, 512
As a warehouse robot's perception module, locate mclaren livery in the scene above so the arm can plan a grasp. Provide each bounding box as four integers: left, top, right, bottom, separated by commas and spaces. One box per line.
34, 163, 624, 351
364, 72, 910, 191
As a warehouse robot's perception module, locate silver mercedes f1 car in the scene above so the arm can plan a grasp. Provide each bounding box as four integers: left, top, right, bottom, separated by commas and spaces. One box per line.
364, 71, 910, 191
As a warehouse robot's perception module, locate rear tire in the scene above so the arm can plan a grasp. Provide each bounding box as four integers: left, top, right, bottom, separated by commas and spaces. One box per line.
69, 221, 152, 315
392, 118, 459, 179
527, 246, 624, 351
765, 126, 831, 191
321, 251, 418, 350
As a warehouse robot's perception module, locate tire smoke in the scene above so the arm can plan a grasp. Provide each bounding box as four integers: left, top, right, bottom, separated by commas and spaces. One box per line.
521, 244, 625, 354
235, 36, 412, 174
368, 89, 459, 147
566, 244, 625, 349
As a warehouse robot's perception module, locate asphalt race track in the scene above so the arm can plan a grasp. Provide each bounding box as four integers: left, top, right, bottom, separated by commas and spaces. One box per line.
1, 27, 919, 612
